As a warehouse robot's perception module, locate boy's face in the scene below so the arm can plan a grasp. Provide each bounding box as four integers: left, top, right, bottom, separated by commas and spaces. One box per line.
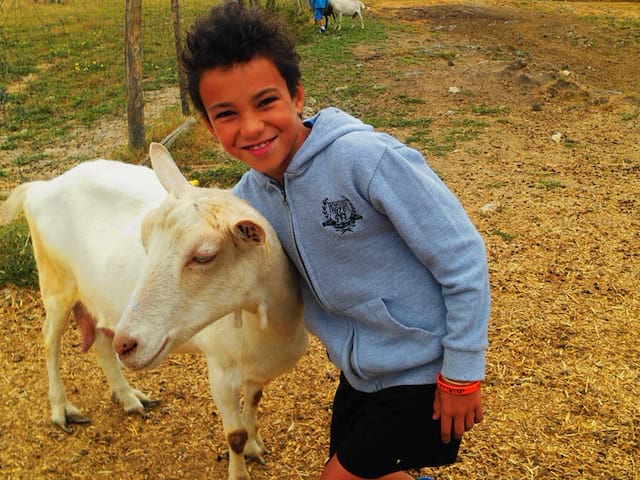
199, 56, 307, 183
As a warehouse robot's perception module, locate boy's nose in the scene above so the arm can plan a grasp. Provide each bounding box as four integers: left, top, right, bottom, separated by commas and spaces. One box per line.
240, 112, 264, 138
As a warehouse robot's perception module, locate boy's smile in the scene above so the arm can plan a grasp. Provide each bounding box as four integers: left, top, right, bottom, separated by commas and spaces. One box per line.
199, 56, 308, 183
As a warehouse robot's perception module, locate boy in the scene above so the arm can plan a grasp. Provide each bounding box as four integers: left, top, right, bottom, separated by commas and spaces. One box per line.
181, 4, 490, 479
311, 0, 329, 32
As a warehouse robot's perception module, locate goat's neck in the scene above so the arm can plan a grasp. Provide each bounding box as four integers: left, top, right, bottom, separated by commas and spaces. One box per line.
249, 241, 302, 331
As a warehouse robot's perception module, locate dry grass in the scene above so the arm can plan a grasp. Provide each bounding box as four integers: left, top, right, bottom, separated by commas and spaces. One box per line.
1, 1, 639, 479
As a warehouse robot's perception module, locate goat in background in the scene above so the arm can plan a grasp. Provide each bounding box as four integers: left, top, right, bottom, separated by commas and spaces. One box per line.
329, 0, 366, 30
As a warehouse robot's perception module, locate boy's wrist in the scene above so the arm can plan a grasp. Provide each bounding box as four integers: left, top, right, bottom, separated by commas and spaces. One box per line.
440, 374, 476, 386
437, 373, 481, 395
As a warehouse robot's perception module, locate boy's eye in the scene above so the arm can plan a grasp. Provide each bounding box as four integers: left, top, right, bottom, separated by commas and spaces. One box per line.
258, 96, 277, 108
214, 110, 235, 120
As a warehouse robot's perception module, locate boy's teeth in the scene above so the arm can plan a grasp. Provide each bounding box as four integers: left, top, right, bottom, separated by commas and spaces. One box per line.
249, 140, 269, 150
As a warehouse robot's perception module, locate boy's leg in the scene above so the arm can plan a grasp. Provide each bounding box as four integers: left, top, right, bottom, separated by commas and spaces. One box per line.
321, 454, 414, 480
326, 374, 460, 479
314, 7, 326, 30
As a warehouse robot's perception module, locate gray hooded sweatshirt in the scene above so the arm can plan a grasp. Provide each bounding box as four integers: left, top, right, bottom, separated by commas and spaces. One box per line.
232, 107, 490, 393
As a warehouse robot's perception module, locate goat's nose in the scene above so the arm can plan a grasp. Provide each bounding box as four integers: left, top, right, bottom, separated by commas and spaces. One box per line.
114, 334, 138, 357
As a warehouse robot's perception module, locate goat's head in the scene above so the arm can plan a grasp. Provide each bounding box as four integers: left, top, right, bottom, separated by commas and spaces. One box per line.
114, 143, 270, 370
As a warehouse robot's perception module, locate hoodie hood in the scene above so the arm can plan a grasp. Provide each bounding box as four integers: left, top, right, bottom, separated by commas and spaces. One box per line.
290, 107, 374, 175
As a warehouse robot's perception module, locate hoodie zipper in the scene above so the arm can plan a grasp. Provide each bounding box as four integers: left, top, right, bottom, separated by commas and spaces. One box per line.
274, 178, 329, 312
277, 182, 288, 206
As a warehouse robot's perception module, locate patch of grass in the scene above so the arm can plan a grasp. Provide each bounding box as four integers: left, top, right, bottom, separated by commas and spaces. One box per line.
298, 19, 390, 103
191, 149, 248, 188
458, 118, 489, 129
435, 50, 456, 61
563, 138, 580, 148
491, 228, 515, 242
487, 46, 510, 61
366, 115, 432, 130
472, 104, 510, 116
538, 177, 565, 190
396, 94, 426, 105
0, 221, 38, 288
0, 140, 18, 150
14, 152, 49, 166
417, 117, 488, 156
620, 111, 639, 121
405, 132, 428, 145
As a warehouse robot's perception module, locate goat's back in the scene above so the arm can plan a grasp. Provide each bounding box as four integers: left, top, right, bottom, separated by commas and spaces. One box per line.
328, 0, 363, 15
6, 160, 167, 326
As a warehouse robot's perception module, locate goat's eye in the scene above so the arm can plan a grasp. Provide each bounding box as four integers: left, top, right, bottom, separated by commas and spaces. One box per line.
192, 254, 215, 265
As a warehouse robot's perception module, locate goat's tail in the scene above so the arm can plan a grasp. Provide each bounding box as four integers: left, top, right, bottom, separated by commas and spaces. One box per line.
0, 182, 37, 225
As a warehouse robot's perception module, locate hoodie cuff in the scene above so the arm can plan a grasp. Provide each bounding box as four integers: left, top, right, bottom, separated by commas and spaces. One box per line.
441, 348, 486, 382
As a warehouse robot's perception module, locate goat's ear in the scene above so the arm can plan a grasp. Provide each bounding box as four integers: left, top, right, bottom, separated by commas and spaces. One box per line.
149, 142, 192, 198
232, 220, 266, 248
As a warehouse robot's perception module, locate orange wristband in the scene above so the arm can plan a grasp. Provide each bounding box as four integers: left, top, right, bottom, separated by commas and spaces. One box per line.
436, 373, 481, 395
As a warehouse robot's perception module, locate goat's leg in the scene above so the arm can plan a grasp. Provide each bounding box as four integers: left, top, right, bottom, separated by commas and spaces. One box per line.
337, 12, 343, 31
357, 11, 364, 29
93, 330, 160, 417
242, 381, 268, 464
207, 360, 251, 480
42, 298, 88, 432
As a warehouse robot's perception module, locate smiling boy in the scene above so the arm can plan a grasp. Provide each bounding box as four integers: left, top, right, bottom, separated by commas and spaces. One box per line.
198, 57, 307, 182
181, 4, 490, 479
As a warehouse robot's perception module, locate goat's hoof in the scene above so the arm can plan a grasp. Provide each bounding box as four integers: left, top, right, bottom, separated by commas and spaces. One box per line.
56, 422, 74, 434
55, 413, 91, 433
249, 454, 266, 466
125, 405, 149, 418
54, 421, 74, 434
141, 398, 161, 409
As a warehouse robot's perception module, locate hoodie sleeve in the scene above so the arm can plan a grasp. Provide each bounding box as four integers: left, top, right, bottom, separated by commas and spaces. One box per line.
367, 145, 490, 381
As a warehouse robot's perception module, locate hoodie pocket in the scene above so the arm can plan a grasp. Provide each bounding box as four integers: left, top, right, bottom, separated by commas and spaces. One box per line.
345, 298, 442, 381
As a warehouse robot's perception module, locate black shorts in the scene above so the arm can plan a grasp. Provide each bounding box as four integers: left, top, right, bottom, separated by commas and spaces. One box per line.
329, 373, 460, 478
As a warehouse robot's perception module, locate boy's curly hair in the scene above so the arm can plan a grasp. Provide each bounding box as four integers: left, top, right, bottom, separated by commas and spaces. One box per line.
181, 2, 301, 120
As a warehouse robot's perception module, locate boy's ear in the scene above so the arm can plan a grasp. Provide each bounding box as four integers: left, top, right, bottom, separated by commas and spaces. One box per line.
294, 83, 305, 116
203, 117, 218, 139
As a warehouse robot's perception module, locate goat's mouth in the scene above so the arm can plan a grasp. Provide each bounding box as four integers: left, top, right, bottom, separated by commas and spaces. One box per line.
124, 336, 171, 370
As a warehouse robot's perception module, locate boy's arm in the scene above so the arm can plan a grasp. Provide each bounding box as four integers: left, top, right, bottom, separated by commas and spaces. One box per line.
368, 146, 490, 381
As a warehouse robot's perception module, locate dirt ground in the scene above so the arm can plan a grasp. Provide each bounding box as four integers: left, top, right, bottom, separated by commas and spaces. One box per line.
1, 1, 639, 479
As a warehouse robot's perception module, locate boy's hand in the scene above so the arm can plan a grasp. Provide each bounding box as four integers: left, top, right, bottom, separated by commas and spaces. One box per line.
432, 386, 483, 444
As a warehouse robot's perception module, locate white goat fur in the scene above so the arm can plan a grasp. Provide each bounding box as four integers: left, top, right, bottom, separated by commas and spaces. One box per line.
0, 143, 308, 480
328, 0, 365, 30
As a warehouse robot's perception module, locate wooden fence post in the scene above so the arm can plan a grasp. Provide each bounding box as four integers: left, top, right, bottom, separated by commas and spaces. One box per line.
125, 0, 145, 151
171, 0, 190, 115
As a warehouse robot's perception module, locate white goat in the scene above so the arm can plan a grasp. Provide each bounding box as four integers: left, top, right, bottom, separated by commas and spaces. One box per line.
328, 0, 365, 30
1, 143, 308, 480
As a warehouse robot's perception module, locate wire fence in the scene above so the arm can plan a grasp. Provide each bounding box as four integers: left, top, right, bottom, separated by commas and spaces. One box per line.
0, 0, 308, 157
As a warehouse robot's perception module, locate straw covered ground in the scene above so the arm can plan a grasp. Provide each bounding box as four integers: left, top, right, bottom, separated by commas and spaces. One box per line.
1, 1, 638, 479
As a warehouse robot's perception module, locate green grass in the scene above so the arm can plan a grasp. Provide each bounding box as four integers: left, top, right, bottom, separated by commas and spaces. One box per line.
538, 177, 566, 190
190, 149, 248, 188
1, 0, 218, 149
491, 228, 515, 242
472, 104, 510, 116
0, 220, 38, 288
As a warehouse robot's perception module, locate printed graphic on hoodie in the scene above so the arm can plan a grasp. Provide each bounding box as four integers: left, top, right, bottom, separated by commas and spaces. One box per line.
321, 196, 363, 234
